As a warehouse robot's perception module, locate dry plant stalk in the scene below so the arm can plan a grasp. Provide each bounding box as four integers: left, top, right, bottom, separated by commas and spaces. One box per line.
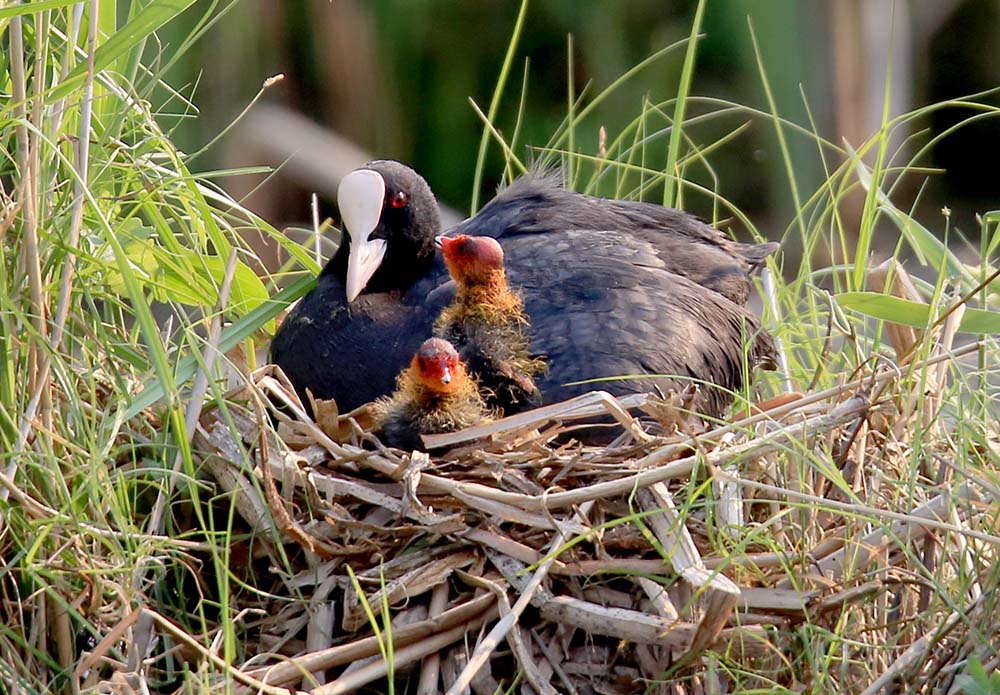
868, 259, 924, 363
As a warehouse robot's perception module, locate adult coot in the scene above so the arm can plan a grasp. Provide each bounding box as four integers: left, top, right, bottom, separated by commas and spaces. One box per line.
270, 160, 777, 418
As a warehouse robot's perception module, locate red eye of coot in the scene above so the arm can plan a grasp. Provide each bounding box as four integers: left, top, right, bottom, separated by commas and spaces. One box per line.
390, 191, 408, 209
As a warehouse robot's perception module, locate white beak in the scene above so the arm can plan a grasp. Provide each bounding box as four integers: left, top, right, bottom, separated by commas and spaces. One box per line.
440, 367, 452, 385
345, 238, 387, 303
339, 169, 388, 302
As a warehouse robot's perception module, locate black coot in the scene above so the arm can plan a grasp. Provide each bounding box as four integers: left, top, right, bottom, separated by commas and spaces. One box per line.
270, 160, 777, 418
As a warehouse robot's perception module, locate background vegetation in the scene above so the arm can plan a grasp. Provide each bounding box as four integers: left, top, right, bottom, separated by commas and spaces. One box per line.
171, 1, 1000, 256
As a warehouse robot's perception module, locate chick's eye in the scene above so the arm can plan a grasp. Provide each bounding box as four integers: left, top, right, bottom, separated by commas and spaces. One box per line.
390, 191, 408, 209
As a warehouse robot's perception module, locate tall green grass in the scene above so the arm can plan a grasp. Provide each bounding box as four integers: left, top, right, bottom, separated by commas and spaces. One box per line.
468, 9, 1000, 695
0, 2, 298, 691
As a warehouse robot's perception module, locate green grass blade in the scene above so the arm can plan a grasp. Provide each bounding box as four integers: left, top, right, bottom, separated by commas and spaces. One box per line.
837, 292, 1000, 334
50, 0, 197, 101
0, 0, 80, 18
748, 19, 807, 246
124, 274, 315, 418
852, 154, 988, 289
661, 0, 705, 208
469, 0, 529, 213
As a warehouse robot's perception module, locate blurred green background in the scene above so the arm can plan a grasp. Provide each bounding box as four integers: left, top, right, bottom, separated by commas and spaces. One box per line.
162, 0, 999, 268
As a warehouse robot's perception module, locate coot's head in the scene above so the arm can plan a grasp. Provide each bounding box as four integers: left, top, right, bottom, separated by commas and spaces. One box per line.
337, 160, 441, 301
437, 234, 505, 287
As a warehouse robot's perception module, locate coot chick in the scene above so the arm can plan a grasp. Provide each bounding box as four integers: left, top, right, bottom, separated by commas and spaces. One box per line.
435, 234, 544, 413
270, 160, 777, 418
374, 338, 492, 451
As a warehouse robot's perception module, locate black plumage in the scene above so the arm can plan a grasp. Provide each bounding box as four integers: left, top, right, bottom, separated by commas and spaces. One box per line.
270, 160, 777, 418
270, 161, 446, 409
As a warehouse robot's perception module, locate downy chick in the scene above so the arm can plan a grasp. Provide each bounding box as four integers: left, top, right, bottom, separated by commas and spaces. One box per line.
375, 337, 492, 451
436, 234, 545, 414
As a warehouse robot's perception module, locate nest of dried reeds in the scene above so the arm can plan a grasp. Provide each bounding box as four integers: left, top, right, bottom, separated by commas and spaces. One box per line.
79, 263, 999, 694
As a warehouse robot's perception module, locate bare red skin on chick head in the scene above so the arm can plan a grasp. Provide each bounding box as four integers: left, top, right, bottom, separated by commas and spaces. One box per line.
439, 235, 505, 286
412, 337, 464, 395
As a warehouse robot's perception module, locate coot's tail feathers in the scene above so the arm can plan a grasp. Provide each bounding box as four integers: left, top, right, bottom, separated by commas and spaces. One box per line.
752, 326, 779, 372
741, 241, 780, 272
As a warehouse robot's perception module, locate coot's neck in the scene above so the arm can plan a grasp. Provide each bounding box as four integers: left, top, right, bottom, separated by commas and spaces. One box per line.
397, 364, 477, 406
323, 237, 436, 296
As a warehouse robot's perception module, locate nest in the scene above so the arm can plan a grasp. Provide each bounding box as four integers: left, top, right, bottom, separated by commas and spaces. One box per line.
78, 266, 998, 694
111, 355, 985, 693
